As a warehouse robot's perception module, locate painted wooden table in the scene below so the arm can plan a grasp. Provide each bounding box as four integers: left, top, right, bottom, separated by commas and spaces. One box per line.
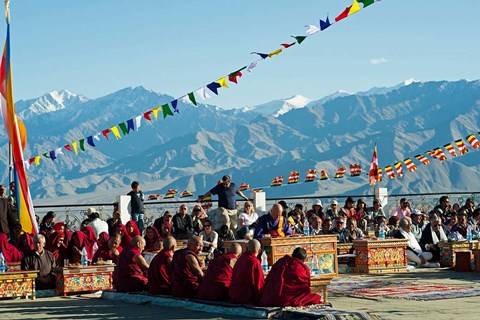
0, 270, 37, 300
55, 265, 115, 296
353, 239, 408, 274
438, 240, 478, 268
473, 249, 480, 273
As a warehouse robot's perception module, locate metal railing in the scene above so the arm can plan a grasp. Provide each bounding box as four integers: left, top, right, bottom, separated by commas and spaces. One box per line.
33, 191, 480, 231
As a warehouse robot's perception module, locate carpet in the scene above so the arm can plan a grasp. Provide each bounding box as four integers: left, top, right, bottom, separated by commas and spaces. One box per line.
283, 305, 382, 320
329, 278, 480, 301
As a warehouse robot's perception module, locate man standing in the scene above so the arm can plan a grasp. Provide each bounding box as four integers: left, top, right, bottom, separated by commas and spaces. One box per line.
21, 234, 57, 289
229, 239, 264, 305
0, 184, 17, 236
171, 236, 204, 298
127, 181, 145, 235
260, 247, 321, 307
203, 175, 248, 231
254, 204, 292, 239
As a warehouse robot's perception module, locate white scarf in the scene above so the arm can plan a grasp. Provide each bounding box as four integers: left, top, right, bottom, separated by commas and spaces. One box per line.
399, 227, 422, 254
431, 225, 447, 245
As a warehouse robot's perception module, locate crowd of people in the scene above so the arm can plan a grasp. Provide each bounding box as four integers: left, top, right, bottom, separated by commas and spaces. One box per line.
1, 176, 479, 306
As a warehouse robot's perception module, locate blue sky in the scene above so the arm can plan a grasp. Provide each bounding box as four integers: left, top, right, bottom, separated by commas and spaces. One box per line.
7, 0, 480, 109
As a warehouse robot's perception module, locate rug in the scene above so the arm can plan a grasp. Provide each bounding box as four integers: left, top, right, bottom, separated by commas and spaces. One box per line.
283, 305, 382, 320
329, 279, 480, 301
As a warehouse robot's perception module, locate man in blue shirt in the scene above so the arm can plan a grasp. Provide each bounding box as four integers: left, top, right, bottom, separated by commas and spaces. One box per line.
254, 204, 292, 239
203, 175, 249, 231
127, 181, 145, 235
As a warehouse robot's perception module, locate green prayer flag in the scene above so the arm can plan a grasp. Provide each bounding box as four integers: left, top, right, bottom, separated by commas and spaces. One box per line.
119, 122, 129, 135
162, 104, 174, 118
358, 0, 374, 8
292, 35, 307, 44
79, 139, 85, 151
188, 92, 197, 106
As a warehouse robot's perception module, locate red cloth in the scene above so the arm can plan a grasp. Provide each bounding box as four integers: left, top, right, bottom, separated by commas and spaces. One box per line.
148, 249, 173, 295
145, 226, 160, 252
171, 248, 202, 298
97, 232, 110, 246
126, 220, 140, 238
92, 242, 122, 264
67, 230, 88, 263
118, 224, 132, 248
197, 252, 237, 301
15, 233, 34, 253
229, 251, 264, 305
46, 231, 67, 267
0, 232, 23, 263
260, 255, 321, 307
114, 245, 148, 292
81, 226, 96, 259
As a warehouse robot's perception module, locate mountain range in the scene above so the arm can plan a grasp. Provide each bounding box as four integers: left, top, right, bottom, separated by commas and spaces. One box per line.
1, 79, 480, 204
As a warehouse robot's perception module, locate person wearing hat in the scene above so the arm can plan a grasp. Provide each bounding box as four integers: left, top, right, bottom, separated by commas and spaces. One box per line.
306, 200, 324, 221
325, 200, 339, 220
410, 209, 425, 241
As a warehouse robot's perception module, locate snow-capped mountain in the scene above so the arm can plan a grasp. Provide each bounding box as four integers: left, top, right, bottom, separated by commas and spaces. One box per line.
16, 90, 89, 119
243, 94, 312, 117
1, 79, 480, 203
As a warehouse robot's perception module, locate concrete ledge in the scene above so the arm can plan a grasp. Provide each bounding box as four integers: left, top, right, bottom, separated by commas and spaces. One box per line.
101, 291, 281, 318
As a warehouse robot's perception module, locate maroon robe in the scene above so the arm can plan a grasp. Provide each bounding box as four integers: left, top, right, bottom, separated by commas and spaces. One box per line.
229, 251, 264, 305
46, 231, 68, 267
197, 252, 237, 301
0, 232, 23, 263
114, 246, 148, 292
92, 242, 122, 264
147, 249, 173, 295
144, 226, 160, 252
171, 248, 202, 298
260, 255, 321, 307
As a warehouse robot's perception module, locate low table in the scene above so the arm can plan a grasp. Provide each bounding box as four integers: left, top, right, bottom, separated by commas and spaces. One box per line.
353, 239, 408, 274
310, 275, 333, 303
438, 240, 478, 268
0, 270, 37, 300
55, 265, 115, 296
473, 249, 480, 273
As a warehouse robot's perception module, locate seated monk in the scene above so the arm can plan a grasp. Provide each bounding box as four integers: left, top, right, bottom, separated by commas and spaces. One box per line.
197, 243, 242, 301
148, 236, 176, 295
92, 233, 123, 264
171, 236, 204, 298
229, 239, 264, 305
0, 232, 23, 264
254, 204, 292, 239
260, 247, 321, 307
114, 235, 149, 292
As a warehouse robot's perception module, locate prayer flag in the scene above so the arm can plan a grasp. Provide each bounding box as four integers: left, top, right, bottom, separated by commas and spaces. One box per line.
135, 115, 142, 130
350, 164, 362, 177
187, 92, 197, 106
348, 0, 361, 15
377, 168, 382, 181
228, 68, 245, 84
152, 107, 161, 119
239, 182, 250, 191
335, 6, 352, 22
466, 134, 480, 149
281, 42, 296, 48
49, 150, 56, 161
320, 17, 331, 30
320, 170, 329, 180
195, 87, 211, 100
64, 144, 72, 152
404, 158, 417, 172
247, 60, 259, 73
434, 147, 447, 162
207, 81, 222, 95
291, 36, 307, 44
86, 136, 96, 147
126, 119, 135, 133
334, 166, 346, 178
251, 52, 268, 59
144, 110, 153, 121
287, 171, 300, 184
118, 123, 128, 136
369, 145, 379, 185
455, 139, 468, 155
358, 0, 375, 8
34, 156, 40, 166
180, 190, 194, 198
444, 143, 457, 157
202, 194, 212, 201
268, 49, 283, 57
305, 169, 316, 182
72, 141, 78, 155
171, 99, 179, 113
385, 166, 395, 179
79, 139, 85, 151
0, 24, 37, 234
164, 189, 178, 199
305, 25, 320, 35
162, 104, 174, 118
394, 162, 403, 178
147, 194, 160, 200
102, 128, 111, 140
111, 126, 121, 139
415, 154, 430, 165
271, 176, 284, 187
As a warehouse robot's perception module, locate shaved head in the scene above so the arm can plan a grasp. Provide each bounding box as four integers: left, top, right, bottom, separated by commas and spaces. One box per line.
229, 243, 243, 256
131, 235, 145, 249
270, 204, 283, 220
187, 236, 203, 253
163, 236, 176, 251
247, 239, 261, 255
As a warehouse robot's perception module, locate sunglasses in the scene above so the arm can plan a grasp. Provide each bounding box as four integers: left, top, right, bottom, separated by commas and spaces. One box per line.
204, 224, 212, 227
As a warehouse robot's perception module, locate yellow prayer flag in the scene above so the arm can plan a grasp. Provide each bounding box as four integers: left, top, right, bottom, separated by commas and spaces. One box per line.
72, 141, 78, 155
111, 126, 121, 139
217, 77, 229, 88
268, 49, 283, 57
34, 156, 40, 166
152, 107, 161, 119
348, 0, 361, 15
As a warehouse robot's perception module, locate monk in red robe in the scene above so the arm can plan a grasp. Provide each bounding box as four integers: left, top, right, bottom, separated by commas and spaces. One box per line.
92, 233, 122, 264
229, 239, 264, 305
171, 236, 204, 298
197, 242, 242, 301
0, 232, 23, 263
114, 235, 149, 292
260, 247, 321, 307
148, 236, 176, 295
